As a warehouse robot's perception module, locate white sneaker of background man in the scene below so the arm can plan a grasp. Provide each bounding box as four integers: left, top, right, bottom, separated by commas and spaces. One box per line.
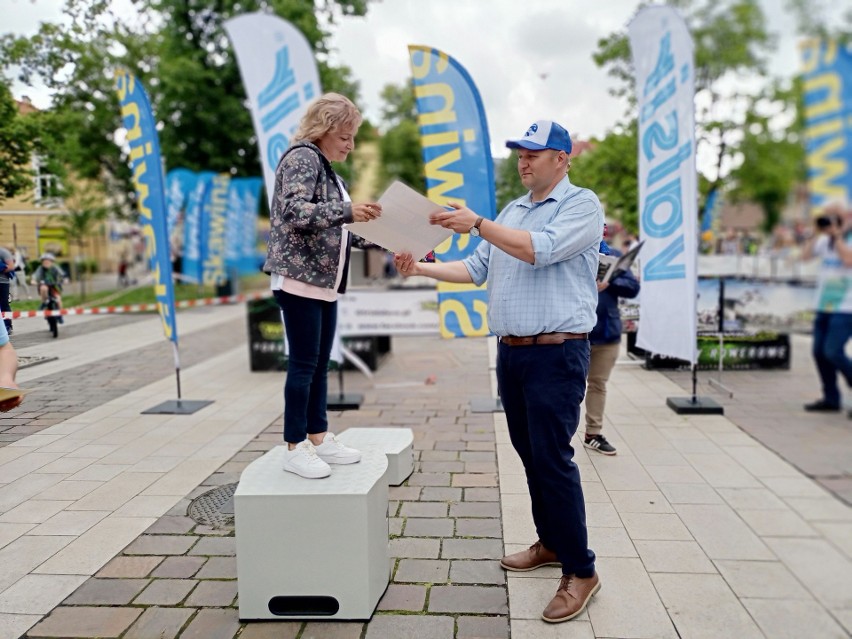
282, 433, 361, 479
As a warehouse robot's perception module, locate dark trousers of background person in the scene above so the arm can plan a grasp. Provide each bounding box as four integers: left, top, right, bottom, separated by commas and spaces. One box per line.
0, 281, 11, 333
273, 289, 336, 444
812, 310, 852, 407
497, 339, 596, 577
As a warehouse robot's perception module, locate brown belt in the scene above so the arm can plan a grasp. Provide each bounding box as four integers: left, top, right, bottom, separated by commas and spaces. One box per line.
499, 332, 588, 346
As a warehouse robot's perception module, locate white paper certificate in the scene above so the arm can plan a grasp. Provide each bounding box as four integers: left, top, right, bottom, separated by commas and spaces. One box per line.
345, 181, 453, 260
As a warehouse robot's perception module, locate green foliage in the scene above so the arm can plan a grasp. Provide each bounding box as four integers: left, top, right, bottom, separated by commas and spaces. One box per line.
0, 79, 38, 203
595, 0, 773, 106
784, 0, 852, 43
1, 2, 143, 194
0, 0, 372, 214
48, 179, 112, 298
727, 80, 807, 232
569, 123, 640, 234
591, 0, 800, 230
494, 153, 522, 213
13, 281, 221, 310
51, 181, 110, 246
378, 120, 424, 193
376, 82, 425, 193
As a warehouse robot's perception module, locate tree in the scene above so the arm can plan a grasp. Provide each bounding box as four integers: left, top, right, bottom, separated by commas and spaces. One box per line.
0, 79, 37, 203
592, 0, 791, 230
494, 153, 521, 213
376, 82, 424, 193
1, 3, 145, 195
726, 80, 807, 231
784, 0, 852, 43
1, 0, 372, 211
48, 179, 111, 300
569, 123, 640, 234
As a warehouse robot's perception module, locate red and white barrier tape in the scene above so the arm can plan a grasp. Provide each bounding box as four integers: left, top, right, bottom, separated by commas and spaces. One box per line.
1, 291, 273, 320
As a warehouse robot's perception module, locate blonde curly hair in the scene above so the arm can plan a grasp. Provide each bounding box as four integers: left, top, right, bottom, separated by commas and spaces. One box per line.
294, 93, 362, 144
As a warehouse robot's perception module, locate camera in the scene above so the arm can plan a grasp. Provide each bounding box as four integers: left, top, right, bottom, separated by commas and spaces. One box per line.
816, 215, 840, 230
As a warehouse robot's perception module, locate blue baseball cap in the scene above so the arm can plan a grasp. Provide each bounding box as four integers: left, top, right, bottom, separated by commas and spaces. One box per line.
506, 120, 573, 154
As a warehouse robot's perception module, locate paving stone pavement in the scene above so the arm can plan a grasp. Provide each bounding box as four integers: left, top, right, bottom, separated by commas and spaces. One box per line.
21, 334, 511, 639
1, 314, 246, 444
661, 333, 852, 505
2, 306, 851, 638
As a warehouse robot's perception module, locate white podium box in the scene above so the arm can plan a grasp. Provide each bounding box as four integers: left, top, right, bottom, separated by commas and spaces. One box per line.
337, 428, 414, 486
235, 447, 390, 620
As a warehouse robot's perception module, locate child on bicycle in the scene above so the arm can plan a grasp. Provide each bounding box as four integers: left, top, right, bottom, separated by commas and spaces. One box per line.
31, 253, 67, 313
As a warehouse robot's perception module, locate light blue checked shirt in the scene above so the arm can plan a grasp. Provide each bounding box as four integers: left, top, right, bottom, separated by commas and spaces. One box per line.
463, 175, 603, 337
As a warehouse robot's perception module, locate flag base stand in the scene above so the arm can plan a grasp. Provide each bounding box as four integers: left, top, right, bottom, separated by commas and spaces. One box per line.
666, 364, 724, 415
327, 368, 362, 411
142, 399, 213, 415
327, 393, 364, 411
470, 397, 504, 413
666, 396, 724, 415
142, 362, 212, 414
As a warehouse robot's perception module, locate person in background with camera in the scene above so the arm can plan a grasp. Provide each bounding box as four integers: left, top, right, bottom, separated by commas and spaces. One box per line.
802, 201, 852, 416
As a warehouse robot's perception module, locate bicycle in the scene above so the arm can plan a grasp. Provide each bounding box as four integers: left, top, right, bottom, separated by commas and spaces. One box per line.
39, 283, 62, 338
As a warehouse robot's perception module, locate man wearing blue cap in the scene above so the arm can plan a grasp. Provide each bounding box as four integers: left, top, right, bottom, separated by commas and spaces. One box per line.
395, 119, 603, 623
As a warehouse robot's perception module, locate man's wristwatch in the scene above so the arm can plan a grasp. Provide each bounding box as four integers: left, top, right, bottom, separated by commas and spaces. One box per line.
469, 216, 485, 237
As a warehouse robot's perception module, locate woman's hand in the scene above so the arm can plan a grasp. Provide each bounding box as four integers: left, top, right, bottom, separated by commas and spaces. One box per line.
351, 202, 382, 223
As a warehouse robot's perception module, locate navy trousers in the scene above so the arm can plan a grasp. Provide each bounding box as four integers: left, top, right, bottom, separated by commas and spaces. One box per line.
0, 282, 10, 332
273, 290, 337, 444
812, 311, 852, 407
497, 338, 596, 578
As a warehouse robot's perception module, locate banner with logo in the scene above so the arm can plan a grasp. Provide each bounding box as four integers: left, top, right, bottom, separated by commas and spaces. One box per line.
182, 171, 214, 284
629, 6, 698, 364
800, 39, 852, 212
225, 177, 264, 275
225, 13, 321, 208
408, 45, 495, 338
114, 70, 178, 343
201, 173, 231, 286
165, 168, 197, 238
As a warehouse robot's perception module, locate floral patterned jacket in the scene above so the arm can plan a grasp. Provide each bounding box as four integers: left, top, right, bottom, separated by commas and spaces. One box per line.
263, 142, 367, 292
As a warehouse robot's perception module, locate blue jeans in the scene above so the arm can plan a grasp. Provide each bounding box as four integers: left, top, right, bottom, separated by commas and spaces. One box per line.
812, 311, 852, 406
273, 290, 337, 444
497, 339, 596, 577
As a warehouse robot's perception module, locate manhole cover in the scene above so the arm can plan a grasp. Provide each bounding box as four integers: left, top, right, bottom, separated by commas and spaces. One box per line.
188, 482, 237, 529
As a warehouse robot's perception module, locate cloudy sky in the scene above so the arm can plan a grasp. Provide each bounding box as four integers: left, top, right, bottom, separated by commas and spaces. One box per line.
326, 0, 814, 159
3, 0, 845, 161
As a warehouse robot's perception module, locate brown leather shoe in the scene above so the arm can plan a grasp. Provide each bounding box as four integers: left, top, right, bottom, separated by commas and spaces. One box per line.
500, 540, 560, 572
542, 572, 601, 623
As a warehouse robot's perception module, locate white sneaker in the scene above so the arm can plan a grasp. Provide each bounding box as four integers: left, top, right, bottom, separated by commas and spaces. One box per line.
314, 432, 361, 464
282, 441, 331, 479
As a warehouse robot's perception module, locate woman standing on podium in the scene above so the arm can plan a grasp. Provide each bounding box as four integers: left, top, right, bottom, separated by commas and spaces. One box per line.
263, 93, 383, 479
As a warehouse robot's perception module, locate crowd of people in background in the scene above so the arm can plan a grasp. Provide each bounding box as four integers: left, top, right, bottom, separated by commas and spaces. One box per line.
699, 218, 832, 258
